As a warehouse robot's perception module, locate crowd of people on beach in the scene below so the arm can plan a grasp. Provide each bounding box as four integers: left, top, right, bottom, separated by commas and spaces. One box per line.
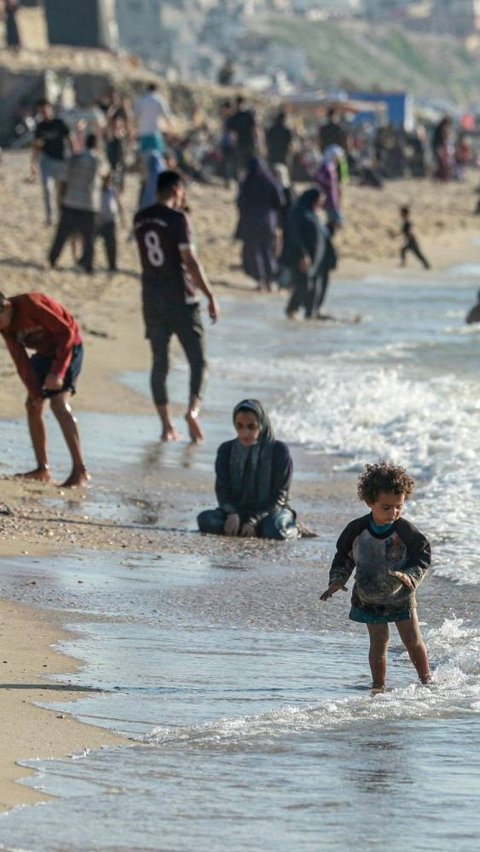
1, 83, 480, 692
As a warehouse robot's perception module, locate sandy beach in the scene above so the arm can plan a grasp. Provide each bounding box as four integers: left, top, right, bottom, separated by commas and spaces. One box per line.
1, 149, 480, 812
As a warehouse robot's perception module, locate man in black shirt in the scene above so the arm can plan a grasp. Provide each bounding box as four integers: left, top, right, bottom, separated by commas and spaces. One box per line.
318, 107, 348, 154
133, 170, 219, 442
31, 98, 72, 225
227, 96, 259, 177
265, 111, 293, 167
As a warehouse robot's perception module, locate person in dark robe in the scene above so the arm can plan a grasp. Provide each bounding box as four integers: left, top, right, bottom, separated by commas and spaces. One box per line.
236, 157, 285, 291
197, 399, 300, 541
4, 0, 20, 48
284, 188, 334, 319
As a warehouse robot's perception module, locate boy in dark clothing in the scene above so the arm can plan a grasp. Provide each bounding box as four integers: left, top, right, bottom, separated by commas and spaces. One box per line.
399, 206, 430, 269
0, 291, 89, 487
321, 461, 431, 691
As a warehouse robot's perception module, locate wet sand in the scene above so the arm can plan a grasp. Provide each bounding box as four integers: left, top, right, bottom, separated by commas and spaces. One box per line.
0, 150, 479, 810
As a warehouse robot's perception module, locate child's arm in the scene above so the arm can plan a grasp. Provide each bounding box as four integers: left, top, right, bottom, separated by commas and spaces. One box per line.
393, 518, 431, 589
320, 580, 348, 600
320, 519, 362, 600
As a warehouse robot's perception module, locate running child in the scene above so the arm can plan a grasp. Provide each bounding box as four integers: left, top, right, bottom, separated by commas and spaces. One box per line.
0, 291, 89, 487
320, 461, 431, 690
399, 205, 430, 269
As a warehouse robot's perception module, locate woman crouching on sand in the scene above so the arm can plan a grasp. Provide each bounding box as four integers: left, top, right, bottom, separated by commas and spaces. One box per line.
197, 399, 300, 540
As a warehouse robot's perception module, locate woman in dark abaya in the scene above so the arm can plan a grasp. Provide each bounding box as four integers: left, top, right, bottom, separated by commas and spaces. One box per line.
197, 399, 300, 540
236, 158, 285, 292
284, 187, 333, 319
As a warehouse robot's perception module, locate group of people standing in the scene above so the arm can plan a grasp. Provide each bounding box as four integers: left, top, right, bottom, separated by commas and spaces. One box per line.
233, 149, 342, 318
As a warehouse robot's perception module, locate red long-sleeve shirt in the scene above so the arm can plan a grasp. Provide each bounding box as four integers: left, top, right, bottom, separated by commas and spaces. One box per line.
1, 292, 82, 397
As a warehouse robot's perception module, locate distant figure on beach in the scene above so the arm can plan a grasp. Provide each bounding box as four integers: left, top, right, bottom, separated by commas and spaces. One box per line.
432, 116, 453, 182
318, 107, 348, 154
0, 291, 89, 488
315, 145, 344, 235
321, 461, 431, 691
399, 205, 430, 269
3, 0, 20, 48
226, 96, 259, 178
265, 110, 293, 168
133, 170, 219, 443
49, 133, 106, 275
31, 98, 72, 226
284, 188, 335, 319
465, 290, 480, 324
236, 157, 285, 292
197, 399, 301, 540
93, 171, 123, 273
133, 82, 172, 162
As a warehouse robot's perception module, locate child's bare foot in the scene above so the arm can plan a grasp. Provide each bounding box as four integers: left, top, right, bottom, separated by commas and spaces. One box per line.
161, 427, 181, 442
185, 410, 204, 443
14, 466, 51, 483
61, 467, 90, 488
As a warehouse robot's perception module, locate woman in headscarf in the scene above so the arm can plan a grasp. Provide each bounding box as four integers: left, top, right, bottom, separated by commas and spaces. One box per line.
197, 399, 300, 540
284, 187, 332, 319
315, 144, 344, 234
236, 157, 285, 292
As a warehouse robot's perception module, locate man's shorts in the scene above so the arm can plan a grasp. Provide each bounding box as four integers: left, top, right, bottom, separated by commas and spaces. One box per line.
31, 343, 84, 398
139, 133, 164, 154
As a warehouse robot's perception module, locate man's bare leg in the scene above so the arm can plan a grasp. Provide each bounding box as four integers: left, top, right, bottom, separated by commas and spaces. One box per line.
15, 397, 52, 482
185, 396, 204, 443
157, 404, 181, 442
50, 394, 90, 487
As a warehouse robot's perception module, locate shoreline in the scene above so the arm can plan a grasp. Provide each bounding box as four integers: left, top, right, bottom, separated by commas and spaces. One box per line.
0, 598, 129, 812
1, 151, 480, 811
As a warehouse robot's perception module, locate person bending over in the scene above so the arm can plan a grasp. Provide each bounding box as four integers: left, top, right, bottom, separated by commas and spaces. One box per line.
197, 399, 300, 540
321, 461, 431, 691
0, 291, 89, 487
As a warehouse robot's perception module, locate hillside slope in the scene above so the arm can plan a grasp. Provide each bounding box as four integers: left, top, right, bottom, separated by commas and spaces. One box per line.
257, 15, 480, 106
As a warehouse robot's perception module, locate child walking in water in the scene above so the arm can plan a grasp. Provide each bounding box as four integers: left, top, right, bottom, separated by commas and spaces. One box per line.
399, 205, 430, 269
321, 461, 431, 690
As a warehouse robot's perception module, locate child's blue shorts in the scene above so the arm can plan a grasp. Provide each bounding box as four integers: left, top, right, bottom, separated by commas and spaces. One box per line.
349, 606, 411, 624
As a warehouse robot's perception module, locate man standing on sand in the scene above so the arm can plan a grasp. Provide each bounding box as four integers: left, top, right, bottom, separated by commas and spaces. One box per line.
133, 82, 172, 162
48, 133, 105, 274
0, 291, 89, 488
31, 98, 73, 226
133, 170, 219, 443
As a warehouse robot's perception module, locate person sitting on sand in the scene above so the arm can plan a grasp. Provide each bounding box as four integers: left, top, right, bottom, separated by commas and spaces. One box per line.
0, 291, 89, 488
197, 399, 300, 540
133, 170, 219, 443
466, 289, 480, 324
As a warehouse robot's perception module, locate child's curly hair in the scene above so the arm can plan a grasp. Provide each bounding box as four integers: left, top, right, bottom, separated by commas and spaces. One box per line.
357, 461, 415, 503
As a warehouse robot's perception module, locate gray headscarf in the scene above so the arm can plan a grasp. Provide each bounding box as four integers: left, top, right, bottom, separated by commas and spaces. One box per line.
230, 399, 276, 512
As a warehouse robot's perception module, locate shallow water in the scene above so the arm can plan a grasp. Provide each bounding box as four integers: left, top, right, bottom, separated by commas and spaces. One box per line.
1, 266, 480, 850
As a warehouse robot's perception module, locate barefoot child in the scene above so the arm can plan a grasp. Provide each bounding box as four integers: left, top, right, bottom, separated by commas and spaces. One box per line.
0, 291, 89, 487
320, 461, 431, 690
399, 205, 430, 269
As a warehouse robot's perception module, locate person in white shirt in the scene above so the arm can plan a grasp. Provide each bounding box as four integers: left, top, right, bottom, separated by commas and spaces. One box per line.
133, 83, 172, 159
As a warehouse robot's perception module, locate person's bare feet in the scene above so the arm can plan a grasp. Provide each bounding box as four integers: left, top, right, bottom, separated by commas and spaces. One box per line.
61, 467, 90, 488
161, 427, 181, 442
185, 410, 204, 443
14, 466, 51, 483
